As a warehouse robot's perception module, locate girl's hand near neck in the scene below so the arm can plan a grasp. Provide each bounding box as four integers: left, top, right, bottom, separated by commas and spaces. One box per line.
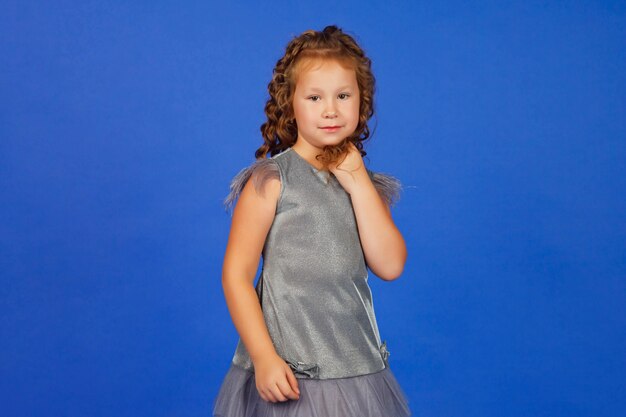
328, 141, 369, 195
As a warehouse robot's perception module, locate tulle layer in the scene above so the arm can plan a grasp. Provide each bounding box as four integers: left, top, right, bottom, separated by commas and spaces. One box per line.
212, 362, 411, 417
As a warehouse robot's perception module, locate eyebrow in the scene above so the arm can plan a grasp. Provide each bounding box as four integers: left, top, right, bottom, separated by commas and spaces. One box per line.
308, 85, 353, 92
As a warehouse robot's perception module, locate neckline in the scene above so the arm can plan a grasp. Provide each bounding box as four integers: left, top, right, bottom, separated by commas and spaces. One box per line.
287, 147, 332, 183
288, 147, 325, 173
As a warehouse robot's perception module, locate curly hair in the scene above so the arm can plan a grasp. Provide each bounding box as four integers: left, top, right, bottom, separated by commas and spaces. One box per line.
254, 25, 377, 171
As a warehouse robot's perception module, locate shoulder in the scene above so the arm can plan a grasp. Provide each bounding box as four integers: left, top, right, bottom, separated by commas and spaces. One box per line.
223, 157, 282, 212
366, 168, 403, 207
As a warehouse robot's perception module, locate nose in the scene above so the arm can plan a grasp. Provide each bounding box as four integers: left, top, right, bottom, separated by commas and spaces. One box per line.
324, 110, 337, 119
323, 106, 337, 118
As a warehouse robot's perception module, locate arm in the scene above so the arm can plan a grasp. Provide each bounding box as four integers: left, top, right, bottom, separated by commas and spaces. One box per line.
221, 170, 281, 363
221, 162, 301, 403
349, 169, 407, 281
328, 143, 406, 281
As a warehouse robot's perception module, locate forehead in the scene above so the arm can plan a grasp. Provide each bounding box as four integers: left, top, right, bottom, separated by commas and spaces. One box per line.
294, 58, 357, 86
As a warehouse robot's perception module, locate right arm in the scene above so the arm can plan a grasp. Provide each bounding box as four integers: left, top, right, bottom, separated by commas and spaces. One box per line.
221, 168, 300, 402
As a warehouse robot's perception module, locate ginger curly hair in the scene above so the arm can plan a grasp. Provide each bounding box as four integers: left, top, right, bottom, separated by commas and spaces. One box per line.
254, 25, 377, 170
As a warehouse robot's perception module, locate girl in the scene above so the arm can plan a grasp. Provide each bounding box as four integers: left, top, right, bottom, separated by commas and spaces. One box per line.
213, 25, 411, 417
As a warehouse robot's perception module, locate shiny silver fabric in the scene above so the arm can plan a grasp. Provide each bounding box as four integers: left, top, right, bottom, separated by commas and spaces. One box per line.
225, 146, 402, 380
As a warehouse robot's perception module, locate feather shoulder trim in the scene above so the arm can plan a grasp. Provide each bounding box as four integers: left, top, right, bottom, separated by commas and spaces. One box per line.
367, 169, 403, 207
223, 158, 280, 212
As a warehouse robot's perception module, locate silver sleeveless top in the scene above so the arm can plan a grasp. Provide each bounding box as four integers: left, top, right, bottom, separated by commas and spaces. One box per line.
223, 146, 402, 380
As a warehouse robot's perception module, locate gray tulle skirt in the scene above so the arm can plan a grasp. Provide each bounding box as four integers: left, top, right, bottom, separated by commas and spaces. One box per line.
212, 362, 412, 417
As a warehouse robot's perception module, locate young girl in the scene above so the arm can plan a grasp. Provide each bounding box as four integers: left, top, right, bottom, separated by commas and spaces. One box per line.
213, 25, 411, 417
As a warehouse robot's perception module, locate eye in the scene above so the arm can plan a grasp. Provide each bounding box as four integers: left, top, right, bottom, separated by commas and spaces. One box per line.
308, 95, 321, 102
338, 93, 351, 100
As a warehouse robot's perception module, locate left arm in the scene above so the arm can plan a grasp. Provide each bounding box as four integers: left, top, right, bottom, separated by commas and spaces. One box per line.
329, 143, 407, 281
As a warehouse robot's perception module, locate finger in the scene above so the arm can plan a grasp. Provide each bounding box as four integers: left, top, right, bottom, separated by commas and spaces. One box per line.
261, 387, 277, 403
276, 377, 299, 401
269, 383, 289, 402
284, 369, 301, 397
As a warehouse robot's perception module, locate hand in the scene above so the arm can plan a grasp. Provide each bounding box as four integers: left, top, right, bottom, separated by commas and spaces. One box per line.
253, 353, 301, 403
328, 142, 368, 195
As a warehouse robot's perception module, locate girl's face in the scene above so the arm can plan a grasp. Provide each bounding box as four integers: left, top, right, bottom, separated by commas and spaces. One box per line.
292, 59, 360, 155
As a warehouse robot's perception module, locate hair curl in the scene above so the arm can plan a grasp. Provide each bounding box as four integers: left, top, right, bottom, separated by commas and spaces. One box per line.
254, 25, 376, 170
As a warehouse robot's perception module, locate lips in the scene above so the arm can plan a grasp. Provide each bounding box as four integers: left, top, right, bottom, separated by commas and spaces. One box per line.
320, 126, 341, 129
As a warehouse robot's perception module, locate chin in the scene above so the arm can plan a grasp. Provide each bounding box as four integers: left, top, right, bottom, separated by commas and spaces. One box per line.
321, 137, 346, 146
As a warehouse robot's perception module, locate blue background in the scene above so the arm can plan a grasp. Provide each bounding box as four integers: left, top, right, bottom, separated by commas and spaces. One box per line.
1, 1, 625, 416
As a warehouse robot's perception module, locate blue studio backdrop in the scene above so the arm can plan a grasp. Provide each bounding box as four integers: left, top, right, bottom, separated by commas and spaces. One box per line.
1, 1, 625, 416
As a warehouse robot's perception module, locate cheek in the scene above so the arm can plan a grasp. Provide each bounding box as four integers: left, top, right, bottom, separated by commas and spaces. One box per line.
292, 104, 305, 123
293, 101, 309, 118
350, 100, 360, 122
